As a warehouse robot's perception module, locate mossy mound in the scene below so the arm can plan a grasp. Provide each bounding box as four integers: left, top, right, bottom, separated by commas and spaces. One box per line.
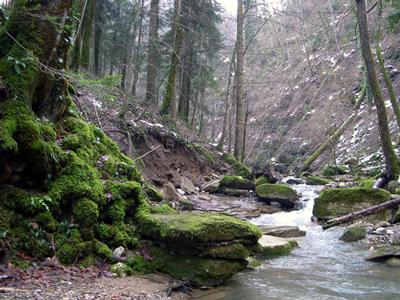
220, 175, 255, 190
145, 185, 164, 202
221, 152, 237, 165
313, 187, 391, 220
306, 176, 330, 185
256, 183, 299, 209
255, 175, 272, 187
360, 179, 374, 188
322, 165, 347, 177
232, 162, 253, 180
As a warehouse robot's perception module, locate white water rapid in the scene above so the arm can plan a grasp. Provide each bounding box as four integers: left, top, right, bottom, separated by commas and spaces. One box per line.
194, 180, 400, 300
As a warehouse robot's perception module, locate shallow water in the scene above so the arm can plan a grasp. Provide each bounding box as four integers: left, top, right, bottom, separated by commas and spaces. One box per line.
193, 182, 400, 300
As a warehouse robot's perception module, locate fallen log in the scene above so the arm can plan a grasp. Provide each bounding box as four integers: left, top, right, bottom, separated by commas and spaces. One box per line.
322, 197, 400, 230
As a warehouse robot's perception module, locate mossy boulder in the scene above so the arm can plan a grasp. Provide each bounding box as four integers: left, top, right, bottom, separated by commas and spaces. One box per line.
138, 211, 261, 250
137, 210, 262, 286
220, 175, 255, 190
360, 179, 374, 188
322, 165, 347, 177
148, 247, 248, 287
313, 187, 391, 220
306, 176, 330, 185
255, 175, 272, 187
221, 152, 237, 165
256, 183, 299, 209
232, 162, 253, 180
339, 224, 366, 242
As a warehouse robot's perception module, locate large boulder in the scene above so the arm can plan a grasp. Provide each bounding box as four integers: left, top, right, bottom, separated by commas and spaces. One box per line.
137, 211, 262, 286
365, 246, 400, 267
312, 187, 391, 220
232, 162, 253, 180
256, 183, 299, 209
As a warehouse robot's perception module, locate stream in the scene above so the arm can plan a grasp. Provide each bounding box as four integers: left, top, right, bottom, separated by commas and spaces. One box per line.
192, 181, 400, 300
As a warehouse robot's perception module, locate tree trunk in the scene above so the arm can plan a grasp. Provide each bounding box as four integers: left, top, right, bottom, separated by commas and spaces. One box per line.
120, 0, 143, 118
109, 0, 123, 76
160, 0, 183, 125
132, 0, 145, 97
356, 0, 399, 181
81, 0, 97, 71
145, 0, 159, 104
322, 197, 400, 230
94, 0, 105, 76
234, 0, 244, 162
0, 0, 74, 175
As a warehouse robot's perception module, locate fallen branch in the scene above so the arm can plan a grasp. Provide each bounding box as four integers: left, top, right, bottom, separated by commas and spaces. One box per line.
322, 197, 400, 230
133, 145, 161, 162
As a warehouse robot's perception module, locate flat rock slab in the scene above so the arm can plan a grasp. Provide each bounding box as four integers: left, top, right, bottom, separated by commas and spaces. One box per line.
181, 176, 196, 194
258, 235, 298, 256
260, 226, 306, 238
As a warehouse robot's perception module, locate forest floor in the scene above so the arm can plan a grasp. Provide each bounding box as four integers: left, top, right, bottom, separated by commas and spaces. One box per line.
0, 259, 191, 299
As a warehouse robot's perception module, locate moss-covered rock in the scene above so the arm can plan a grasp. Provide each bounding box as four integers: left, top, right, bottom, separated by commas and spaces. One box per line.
339, 224, 366, 242
322, 165, 347, 177
255, 175, 272, 187
178, 198, 195, 210
145, 185, 164, 202
148, 246, 248, 287
220, 175, 254, 190
258, 235, 298, 256
360, 178, 374, 188
232, 162, 253, 180
313, 187, 391, 220
256, 183, 299, 209
306, 176, 330, 185
138, 211, 261, 248
221, 152, 237, 165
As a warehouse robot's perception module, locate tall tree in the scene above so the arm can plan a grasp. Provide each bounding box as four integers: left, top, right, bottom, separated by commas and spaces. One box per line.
355, 0, 399, 181
94, 0, 105, 76
234, 0, 245, 162
145, 0, 160, 104
81, 0, 98, 71
120, 0, 143, 118
160, 0, 184, 124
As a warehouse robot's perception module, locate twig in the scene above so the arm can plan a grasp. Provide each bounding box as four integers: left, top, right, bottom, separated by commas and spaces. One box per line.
133, 145, 161, 162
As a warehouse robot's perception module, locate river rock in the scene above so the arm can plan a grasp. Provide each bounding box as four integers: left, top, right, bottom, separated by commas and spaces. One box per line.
365, 246, 400, 266
110, 262, 128, 277
387, 180, 400, 194
138, 211, 262, 286
306, 176, 329, 185
258, 235, 298, 256
339, 224, 366, 242
220, 175, 255, 191
393, 233, 400, 246
201, 179, 220, 193
261, 226, 306, 238
286, 178, 305, 185
312, 187, 391, 220
256, 183, 299, 209
113, 246, 125, 257
181, 176, 196, 194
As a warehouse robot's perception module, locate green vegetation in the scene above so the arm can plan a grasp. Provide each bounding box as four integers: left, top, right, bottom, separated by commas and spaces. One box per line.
232, 162, 253, 180
220, 175, 255, 190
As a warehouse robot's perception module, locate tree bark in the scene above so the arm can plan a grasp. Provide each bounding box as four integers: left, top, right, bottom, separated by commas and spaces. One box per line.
94, 0, 105, 76
81, 0, 97, 71
145, 0, 159, 104
160, 0, 183, 125
322, 197, 400, 230
119, 0, 143, 118
234, 0, 244, 162
356, 0, 399, 181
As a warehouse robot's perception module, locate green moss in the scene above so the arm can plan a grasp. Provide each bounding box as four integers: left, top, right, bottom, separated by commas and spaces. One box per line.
256, 183, 298, 200
178, 198, 195, 210
201, 243, 250, 260
221, 152, 237, 165
94, 240, 114, 261
137, 211, 261, 246
306, 176, 330, 185
126, 255, 146, 274
313, 187, 391, 219
232, 162, 253, 180
147, 246, 248, 286
255, 175, 272, 187
73, 198, 99, 240
360, 179, 374, 188
220, 175, 254, 190
56, 228, 83, 264
322, 165, 348, 176
35, 211, 59, 233
145, 185, 164, 202
300, 171, 312, 177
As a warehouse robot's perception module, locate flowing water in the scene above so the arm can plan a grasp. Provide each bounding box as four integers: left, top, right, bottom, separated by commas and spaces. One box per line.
193, 182, 400, 300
